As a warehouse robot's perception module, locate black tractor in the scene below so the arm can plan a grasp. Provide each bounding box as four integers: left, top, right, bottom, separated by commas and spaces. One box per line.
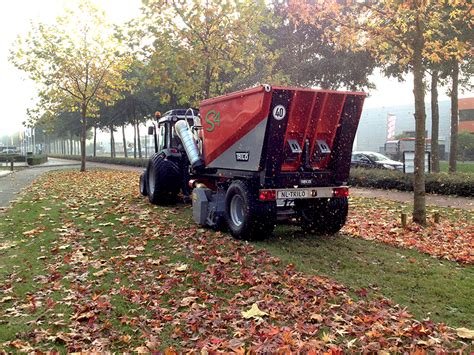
139, 109, 201, 205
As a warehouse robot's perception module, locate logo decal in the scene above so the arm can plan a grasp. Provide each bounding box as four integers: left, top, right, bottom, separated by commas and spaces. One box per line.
205, 110, 221, 132
235, 152, 249, 161
272, 105, 286, 120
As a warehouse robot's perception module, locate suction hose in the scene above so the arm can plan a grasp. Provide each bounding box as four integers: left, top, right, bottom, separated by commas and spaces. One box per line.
175, 119, 205, 171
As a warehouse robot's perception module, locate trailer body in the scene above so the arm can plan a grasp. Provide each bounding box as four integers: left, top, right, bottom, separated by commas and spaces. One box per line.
199, 85, 365, 183
141, 85, 366, 240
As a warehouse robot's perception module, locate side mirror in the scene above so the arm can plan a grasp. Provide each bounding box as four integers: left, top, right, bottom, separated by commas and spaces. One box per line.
148, 126, 155, 135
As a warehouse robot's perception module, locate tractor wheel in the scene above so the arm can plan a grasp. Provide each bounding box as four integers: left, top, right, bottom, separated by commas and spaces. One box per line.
147, 153, 182, 205
296, 197, 348, 235
224, 180, 275, 241
139, 170, 148, 196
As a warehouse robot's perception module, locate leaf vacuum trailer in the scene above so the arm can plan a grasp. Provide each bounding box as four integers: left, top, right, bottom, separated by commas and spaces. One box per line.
140, 85, 366, 240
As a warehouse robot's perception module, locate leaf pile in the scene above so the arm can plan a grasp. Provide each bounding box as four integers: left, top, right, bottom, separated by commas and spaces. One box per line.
0, 170, 469, 352
344, 197, 473, 264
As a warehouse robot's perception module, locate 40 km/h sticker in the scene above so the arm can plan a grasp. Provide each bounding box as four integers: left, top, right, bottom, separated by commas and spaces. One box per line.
272, 105, 286, 120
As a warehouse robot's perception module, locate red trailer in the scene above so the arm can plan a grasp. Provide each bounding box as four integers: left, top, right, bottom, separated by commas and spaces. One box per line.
141, 85, 365, 240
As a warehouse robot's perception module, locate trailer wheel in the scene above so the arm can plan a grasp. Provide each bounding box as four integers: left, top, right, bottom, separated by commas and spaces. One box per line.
147, 153, 181, 205
139, 170, 148, 196
224, 180, 275, 240
296, 197, 348, 235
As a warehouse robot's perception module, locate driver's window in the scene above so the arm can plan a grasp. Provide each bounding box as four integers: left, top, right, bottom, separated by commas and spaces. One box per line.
158, 125, 166, 150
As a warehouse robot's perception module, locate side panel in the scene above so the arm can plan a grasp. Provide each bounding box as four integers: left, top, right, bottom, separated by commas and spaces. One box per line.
261, 89, 293, 176
207, 118, 268, 171
199, 86, 272, 166
328, 95, 365, 183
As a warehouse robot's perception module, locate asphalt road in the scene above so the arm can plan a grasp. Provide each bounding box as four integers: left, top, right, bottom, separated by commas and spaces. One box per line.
0, 158, 142, 209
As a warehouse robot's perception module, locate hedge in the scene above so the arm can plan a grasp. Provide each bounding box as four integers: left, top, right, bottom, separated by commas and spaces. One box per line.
49, 155, 473, 197
0, 154, 26, 162
27, 155, 48, 166
349, 167, 474, 197
49, 155, 148, 168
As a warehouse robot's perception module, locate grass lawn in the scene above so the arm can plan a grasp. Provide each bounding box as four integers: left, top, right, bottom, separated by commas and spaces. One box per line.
439, 161, 474, 173
257, 229, 474, 329
0, 170, 472, 352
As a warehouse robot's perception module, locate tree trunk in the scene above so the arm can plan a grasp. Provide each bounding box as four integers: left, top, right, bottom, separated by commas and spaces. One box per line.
205, 59, 211, 98
431, 70, 440, 173
133, 121, 137, 159
93, 125, 97, 157
412, 20, 426, 226
110, 125, 115, 158
137, 121, 142, 159
80, 105, 87, 172
122, 125, 128, 158
449, 61, 459, 174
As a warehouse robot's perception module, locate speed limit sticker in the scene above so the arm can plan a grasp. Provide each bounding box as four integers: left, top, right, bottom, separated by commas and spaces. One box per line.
272, 105, 286, 120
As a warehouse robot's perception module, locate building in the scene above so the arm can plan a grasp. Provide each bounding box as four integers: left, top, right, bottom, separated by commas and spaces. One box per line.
459, 97, 474, 133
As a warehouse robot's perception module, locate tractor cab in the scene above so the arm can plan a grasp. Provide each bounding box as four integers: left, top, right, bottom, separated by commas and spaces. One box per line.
149, 108, 200, 155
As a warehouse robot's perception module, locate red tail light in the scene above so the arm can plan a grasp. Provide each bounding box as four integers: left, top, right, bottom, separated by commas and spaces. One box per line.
259, 189, 276, 201
333, 187, 349, 198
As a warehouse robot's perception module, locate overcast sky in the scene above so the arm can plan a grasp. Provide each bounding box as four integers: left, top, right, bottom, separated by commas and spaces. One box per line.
0, 1, 468, 136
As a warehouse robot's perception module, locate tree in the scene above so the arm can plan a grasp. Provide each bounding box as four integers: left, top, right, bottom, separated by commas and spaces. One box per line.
457, 132, 474, 162
10, 0, 131, 171
430, 69, 441, 172
139, 0, 277, 106
289, 0, 471, 225
265, 0, 376, 91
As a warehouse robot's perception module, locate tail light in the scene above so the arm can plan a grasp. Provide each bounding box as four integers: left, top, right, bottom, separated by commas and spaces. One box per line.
259, 189, 276, 201
333, 187, 349, 198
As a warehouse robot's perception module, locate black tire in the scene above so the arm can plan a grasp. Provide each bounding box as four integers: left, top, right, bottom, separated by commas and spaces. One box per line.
296, 197, 348, 235
147, 153, 182, 205
139, 170, 148, 196
224, 180, 275, 241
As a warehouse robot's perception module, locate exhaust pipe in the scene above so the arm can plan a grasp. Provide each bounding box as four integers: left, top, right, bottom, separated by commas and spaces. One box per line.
175, 120, 205, 171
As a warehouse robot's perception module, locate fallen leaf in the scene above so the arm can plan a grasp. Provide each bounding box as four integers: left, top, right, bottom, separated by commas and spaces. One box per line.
0, 296, 14, 303
93, 268, 110, 277
175, 264, 188, 272
180, 296, 197, 307
456, 327, 474, 339
241, 303, 268, 319
310, 313, 323, 322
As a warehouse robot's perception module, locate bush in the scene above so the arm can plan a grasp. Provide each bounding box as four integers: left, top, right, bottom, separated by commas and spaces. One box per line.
349, 167, 474, 197
0, 154, 26, 162
27, 155, 48, 166
49, 155, 148, 168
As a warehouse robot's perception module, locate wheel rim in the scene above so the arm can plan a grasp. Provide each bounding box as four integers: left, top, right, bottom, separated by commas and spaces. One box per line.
230, 194, 245, 227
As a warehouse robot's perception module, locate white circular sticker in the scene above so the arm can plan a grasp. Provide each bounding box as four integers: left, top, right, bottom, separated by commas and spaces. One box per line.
272, 105, 286, 120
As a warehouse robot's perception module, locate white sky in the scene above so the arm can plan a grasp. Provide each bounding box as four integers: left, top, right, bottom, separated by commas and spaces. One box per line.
0, 1, 470, 136
0, 0, 141, 136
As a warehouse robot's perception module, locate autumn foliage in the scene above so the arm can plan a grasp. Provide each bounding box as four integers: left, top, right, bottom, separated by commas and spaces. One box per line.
1, 170, 471, 352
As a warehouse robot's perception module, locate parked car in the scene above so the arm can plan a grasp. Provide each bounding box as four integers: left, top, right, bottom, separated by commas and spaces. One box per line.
351, 151, 404, 171
1, 148, 17, 154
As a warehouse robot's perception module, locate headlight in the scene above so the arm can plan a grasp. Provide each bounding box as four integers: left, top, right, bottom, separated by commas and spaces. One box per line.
383, 164, 395, 170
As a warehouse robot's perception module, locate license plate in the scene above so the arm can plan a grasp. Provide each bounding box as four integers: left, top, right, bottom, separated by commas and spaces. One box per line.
277, 189, 315, 199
